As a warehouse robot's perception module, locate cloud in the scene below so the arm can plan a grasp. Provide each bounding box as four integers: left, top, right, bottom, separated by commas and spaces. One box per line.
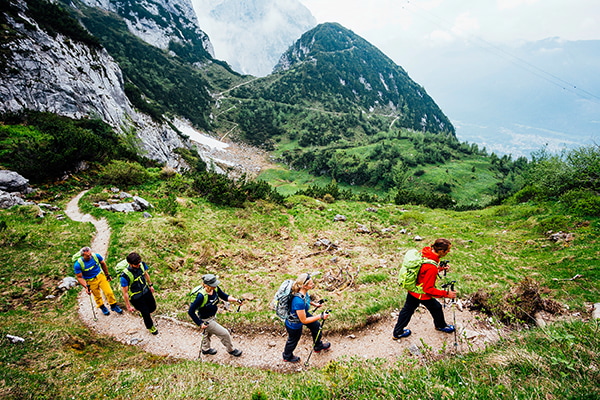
451, 12, 480, 37
497, 0, 539, 11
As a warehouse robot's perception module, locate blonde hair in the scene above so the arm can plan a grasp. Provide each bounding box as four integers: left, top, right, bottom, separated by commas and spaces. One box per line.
291, 273, 311, 294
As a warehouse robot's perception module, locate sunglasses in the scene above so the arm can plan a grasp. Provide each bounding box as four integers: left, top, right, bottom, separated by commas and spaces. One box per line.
303, 273, 311, 285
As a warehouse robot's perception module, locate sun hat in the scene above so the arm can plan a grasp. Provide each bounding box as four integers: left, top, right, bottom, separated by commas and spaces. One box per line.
202, 274, 220, 287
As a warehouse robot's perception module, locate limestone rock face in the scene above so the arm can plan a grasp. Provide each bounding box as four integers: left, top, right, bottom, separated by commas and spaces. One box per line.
0, 0, 192, 168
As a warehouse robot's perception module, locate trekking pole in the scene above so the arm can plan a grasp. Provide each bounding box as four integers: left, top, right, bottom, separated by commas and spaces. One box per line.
87, 288, 97, 322
450, 281, 458, 349
311, 299, 326, 313
304, 310, 330, 367
236, 299, 243, 312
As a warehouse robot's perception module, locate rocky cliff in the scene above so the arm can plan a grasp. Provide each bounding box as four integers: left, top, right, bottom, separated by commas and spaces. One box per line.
0, 0, 197, 168
80, 0, 215, 62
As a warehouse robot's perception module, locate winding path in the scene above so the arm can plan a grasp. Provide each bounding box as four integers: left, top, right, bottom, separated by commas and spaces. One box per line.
64, 191, 501, 372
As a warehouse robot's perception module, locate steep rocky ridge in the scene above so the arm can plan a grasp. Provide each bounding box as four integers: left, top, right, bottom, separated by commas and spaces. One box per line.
79, 0, 215, 63
0, 0, 195, 168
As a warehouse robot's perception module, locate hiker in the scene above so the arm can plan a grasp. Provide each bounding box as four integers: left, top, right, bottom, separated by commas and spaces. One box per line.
393, 238, 457, 339
74, 246, 123, 316
282, 273, 330, 363
188, 274, 243, 357
120, 252, 158, 335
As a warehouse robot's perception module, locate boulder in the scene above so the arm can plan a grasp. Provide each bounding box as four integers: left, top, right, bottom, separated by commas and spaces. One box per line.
0, 170, 29, 193
58, 277, 78, 291
0, 190, 26, 209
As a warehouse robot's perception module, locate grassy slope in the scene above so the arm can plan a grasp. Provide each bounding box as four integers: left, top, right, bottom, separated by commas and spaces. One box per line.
0, 182, 598, 399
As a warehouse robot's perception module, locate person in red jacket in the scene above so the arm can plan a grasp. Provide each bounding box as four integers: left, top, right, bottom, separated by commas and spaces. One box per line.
393, 238, 457, 339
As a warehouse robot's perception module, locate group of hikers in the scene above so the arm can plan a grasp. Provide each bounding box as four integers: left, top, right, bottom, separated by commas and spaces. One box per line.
73, 238, 457, 364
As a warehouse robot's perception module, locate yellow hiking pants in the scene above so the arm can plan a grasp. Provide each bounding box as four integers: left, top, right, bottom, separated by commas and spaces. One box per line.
86, 273, 117, 307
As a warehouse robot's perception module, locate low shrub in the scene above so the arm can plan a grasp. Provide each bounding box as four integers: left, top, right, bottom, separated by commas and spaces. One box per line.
559, 189, 600, 217
97, 160, 152, 186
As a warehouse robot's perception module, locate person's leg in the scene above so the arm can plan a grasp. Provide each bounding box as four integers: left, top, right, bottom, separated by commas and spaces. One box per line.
201, 316, 216, 351
422, 298, 448, 329
283, 325, 302, 359
97, 274, 117, 305
130, 293, 154, 329
393, 293, 420, 337
88, 277, 104, 307
306, 320, 323, 347
206, 320, 234, 352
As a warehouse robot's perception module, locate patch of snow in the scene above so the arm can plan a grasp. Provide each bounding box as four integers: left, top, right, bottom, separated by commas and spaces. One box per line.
175, 121, 229, 150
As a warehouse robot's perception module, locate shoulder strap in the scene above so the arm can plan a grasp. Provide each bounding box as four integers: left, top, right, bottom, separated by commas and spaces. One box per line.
122, 268, 135, 285
77, 254, 101, 271
193, 287, 209, 308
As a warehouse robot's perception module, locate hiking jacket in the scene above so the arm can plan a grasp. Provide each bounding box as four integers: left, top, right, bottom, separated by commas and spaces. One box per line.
188, 287, 229, 326
409, 246, 448, 300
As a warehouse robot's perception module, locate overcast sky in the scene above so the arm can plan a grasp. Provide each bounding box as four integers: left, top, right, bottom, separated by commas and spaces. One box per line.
299, 0, 600, 52
297, 0, 600, 156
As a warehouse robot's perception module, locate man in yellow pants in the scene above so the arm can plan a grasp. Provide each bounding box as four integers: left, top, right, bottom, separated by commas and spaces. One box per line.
74, 247, 123, 315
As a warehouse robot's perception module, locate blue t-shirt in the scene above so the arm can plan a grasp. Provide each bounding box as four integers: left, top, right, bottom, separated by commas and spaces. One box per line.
285, 293, 310, 330
73, 253, 104, 280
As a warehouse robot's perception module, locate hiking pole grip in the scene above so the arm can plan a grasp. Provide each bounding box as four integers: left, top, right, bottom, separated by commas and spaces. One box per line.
311, 299, 326, 313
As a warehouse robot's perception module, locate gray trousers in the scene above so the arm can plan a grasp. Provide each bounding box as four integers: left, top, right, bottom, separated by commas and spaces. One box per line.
201, 316, 234, 352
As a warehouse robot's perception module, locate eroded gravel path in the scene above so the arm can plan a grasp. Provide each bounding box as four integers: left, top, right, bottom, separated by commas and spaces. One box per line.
66, 191, 502, 372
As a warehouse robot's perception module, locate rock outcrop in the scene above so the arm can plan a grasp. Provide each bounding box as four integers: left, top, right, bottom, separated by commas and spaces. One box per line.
0, 0, 192, 168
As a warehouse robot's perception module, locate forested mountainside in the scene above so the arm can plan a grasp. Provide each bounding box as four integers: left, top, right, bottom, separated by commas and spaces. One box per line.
1, 0, 529, 209
271, 23, 453, 135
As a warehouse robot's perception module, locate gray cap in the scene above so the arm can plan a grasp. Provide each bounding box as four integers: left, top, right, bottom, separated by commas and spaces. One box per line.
202, 274, 219, 287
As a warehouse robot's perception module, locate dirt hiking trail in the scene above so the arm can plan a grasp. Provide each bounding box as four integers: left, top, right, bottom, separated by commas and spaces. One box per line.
65, 191, 503, 372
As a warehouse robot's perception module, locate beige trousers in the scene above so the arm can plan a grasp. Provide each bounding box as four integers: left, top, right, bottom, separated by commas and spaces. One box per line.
201, 316, 234, 353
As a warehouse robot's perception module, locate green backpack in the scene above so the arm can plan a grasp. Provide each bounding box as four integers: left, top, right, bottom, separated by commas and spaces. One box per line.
189, 285, 211, 308
397, 249, 438, 294
115, 259, 129, 276
116, 259, 149, 284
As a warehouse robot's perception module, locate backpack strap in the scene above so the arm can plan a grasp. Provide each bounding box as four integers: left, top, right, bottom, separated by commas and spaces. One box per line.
122, 266, 148, 298
77, 253, 101, 273
192, 286, 214, 308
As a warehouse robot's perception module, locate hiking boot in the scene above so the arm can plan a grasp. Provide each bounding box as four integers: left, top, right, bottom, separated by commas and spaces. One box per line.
99, 305, 110, 316
393, 329, 412, 340
282, 354, 300, 363
148, 326, 159, 335
436, 325, 455, 333
202, 348, 217, 355
228, 349, 243, 357
110, 304, 123, 314
314, 342, 331, 353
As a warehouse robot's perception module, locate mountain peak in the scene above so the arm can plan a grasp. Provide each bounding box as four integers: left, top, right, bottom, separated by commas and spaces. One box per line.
270, 22, 454, 134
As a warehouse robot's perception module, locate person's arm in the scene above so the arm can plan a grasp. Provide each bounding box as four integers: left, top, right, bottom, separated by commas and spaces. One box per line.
296, 308, 328, 324
188, 294, 206, 326
143, 271, 154, 293
75, 272, 90, 294
100, 259, 111, 281
420, 264, 453, 298
226, 295, 242, 304
121, 285, 134, 312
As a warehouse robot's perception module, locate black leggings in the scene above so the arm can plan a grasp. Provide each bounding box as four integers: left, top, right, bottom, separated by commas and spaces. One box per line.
393, 292, 448, 337
130, 290, 157, 329
283, 320, 323, 358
